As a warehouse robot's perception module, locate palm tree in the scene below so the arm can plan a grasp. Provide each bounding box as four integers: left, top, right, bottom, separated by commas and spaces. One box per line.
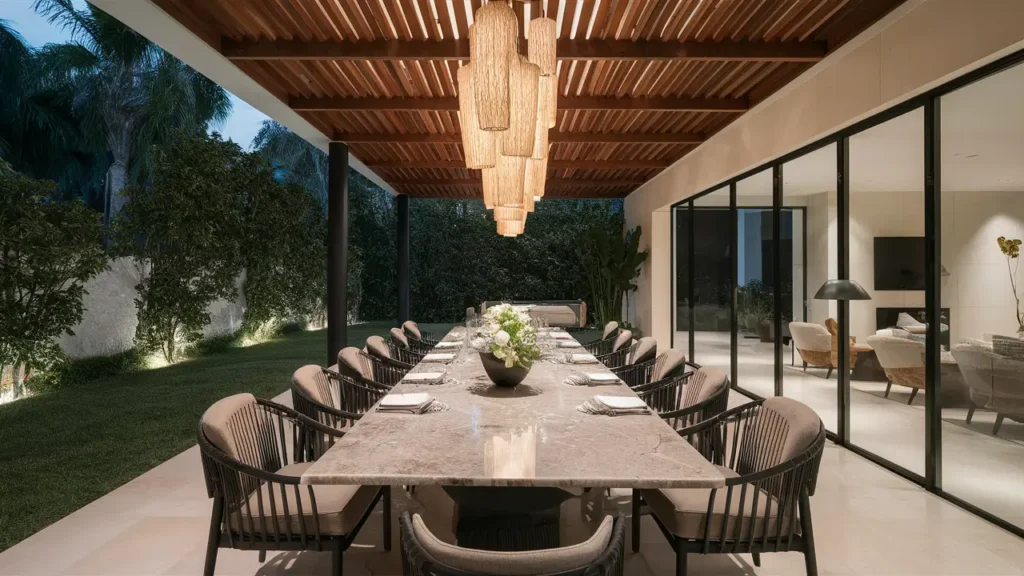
252, 120, 330, 209
33, 0, 232, 222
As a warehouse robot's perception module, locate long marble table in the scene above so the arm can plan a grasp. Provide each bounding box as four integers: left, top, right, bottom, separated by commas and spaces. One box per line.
301, 328, 725, 490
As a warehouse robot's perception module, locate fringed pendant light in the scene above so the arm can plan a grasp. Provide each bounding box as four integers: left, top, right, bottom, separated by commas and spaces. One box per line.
457, 64, 495, 169
501, 56, 541, 157
531, 76, 550, 160
525, 156, 547, 203
497, 219, 525, 237
547, 72, 557, 128
527, 17, 557, 76
494, 206, 525, 222
495, 153, 527, 207
471, 4, 517, 131
481, 167, 498, 209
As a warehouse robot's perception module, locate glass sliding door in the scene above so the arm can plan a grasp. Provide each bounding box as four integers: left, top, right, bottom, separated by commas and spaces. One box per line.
848, 107, 927, 477
735, 170, 775, 398
781, 144, 838, 432
939, 60, 1024, 528
691, 189, 732, 378
673, 203, 692, 357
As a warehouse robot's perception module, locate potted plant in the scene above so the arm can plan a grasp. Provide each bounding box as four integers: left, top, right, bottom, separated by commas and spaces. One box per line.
472, 304, 542, 387
997, 236, 1024, 338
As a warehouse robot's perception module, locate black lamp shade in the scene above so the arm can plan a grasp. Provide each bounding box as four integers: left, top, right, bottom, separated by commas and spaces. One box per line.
813, 279, 871, 301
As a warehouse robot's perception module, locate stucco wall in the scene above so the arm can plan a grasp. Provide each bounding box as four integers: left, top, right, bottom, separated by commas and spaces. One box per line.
625, 0, 1024, 343
58, 258, 246, 359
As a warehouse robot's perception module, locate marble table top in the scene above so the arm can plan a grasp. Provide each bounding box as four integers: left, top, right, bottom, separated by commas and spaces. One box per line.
301, 328, 725, 489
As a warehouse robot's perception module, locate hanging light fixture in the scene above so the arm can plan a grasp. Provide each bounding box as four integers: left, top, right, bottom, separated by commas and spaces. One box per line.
528, 17, 557, 76
494, 153, 527, 207
497, 219, 525, 237
525, 156, 547, 203
481, 167, 498, 209
471, 3, 517, 131
457, 63, 495, 169
547, 72, 558, 128
531, 76, 550, 160
494, 205, 525, 222
502, 56, 541, 157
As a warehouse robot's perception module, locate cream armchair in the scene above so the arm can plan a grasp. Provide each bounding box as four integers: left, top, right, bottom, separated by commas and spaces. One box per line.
866, 335, 925, 404
790, 322, 833, 377
953, 343, 1024, 436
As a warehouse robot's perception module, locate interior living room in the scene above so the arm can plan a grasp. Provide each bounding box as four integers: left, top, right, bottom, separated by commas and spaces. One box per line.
674, 55, 1024, 531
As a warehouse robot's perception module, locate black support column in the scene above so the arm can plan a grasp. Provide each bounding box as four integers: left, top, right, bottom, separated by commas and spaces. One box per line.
730, 184, 738, 390
773, 164, 784, 397
924, 97, 943, 490
837, 137, 852, 444
327, 142, 349, 366
397, 194, 411, 326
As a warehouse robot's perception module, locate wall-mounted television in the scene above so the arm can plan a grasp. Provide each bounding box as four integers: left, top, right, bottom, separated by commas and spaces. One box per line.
874, 237, 926, 290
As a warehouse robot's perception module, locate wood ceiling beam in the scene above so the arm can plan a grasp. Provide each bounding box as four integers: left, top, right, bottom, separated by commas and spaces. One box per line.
389, 179, 644, 187
334, 132, 703, 144
223, 38, 826, 63
369, 159, 672, 169
295, 96, 747, 112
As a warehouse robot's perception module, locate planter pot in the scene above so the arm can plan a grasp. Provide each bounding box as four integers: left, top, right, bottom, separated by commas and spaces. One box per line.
757, 320, 774, 343
479, 352, 531, 388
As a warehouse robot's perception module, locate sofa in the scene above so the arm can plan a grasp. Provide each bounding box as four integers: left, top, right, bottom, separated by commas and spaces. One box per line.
952, 339, 1024, 435
866, 335, 926, 404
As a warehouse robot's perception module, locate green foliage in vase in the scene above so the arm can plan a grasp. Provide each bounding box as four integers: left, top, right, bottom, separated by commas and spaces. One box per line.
476, 304, 541, 369
0, 160, 108, 394
577, 225, 649, 327
997, 236, 1023, 333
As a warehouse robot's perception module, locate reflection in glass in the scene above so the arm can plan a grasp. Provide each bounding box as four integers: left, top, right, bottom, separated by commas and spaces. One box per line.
692, 190, 732, 379
735, 171, 775, 398
674, 205, 691, 356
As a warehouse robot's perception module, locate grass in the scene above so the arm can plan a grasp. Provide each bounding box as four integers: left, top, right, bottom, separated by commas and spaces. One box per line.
0, 320, 454, 553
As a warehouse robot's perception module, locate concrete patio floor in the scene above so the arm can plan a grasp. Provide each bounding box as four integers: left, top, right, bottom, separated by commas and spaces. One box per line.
1, 394, 1023, 576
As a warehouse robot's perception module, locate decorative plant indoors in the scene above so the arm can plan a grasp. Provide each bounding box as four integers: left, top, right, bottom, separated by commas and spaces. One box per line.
473, 304, 541, 387
997, 236, 1024, 337
577, 225, 650, 327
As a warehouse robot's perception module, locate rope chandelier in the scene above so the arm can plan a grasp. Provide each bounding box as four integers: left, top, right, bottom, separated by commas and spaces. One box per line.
458, 0, 556, 237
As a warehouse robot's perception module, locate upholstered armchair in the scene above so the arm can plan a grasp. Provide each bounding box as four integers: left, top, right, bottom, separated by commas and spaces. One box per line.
616, 348, 686, 388
866, 335, 925, 404
403, 320, 440, 347
582, 322, 621, 356
197, 394, 390, 576
291, 365, 385, 429
595, 329, 634, 368
634, 366, 730, 432
952, 343, 1024, 435
789, 322, 833, 377
392, 327, 433, 355
337, 346, 408, 388
366, 335, 420, 369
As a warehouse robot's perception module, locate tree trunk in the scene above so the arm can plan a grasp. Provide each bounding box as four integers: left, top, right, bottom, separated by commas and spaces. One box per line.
12, 363, 25, 400
105, 157, 128, 225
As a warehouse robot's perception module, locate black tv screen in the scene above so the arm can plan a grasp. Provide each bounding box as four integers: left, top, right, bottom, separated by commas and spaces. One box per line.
874, 237, 926, 290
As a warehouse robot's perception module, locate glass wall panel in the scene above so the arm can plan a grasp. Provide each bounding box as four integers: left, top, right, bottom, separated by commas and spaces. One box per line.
735, 170, 775, 398
940, 61, 1024, 528
673, 204, 691, 356
691, 189, 732, 378
849, 107, 926, 476
781, 144, 838, 432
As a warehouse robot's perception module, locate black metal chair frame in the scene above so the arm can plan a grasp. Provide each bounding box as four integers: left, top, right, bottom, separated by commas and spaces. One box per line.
343, 350, 410, 388
372, 340, 422, 369
612, 354, 662, 387
634, 365, 730, 431
391, 334, 433, 356
399, 512, 626, 576
596, 342, 637, 369
632, 400, 826, 576
198, 397, 391, 576
292, 367, 387, 429
582, 330, 620, 356
404, 325, 440, 348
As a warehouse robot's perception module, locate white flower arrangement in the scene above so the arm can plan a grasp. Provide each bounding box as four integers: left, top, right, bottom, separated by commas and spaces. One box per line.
473, 304, 542, 368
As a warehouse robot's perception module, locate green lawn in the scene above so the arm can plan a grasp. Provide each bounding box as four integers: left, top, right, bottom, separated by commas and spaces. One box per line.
0, 321, 455, 553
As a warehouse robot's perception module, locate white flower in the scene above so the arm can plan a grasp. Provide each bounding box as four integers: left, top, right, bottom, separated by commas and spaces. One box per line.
494, 330, 510, 346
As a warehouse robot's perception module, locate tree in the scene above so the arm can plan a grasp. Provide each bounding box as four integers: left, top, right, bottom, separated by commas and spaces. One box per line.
252, 120, 329, 209
577, 224, 649, 327
33, 0, 231, 222
113, 133, 245, 363
0, 161, 107, 398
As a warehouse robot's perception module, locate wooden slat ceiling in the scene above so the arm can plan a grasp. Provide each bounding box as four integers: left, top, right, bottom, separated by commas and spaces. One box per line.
152, 0, 906, 199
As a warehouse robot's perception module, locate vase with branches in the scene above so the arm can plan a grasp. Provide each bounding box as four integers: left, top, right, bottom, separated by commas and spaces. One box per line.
997, 236, 1024, 337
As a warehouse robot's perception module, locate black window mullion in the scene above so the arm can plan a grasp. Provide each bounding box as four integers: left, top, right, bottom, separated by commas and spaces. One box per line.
924, 96, 943, 491
773, 165, 783, 397
837, 137, 851, 445
730, 183, 738, 389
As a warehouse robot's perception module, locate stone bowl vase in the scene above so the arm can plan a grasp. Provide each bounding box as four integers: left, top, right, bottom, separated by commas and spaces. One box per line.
479, 352, 530, 388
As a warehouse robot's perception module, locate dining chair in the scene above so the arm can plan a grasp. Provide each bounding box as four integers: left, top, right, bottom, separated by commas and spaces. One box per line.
582, 322, 622, 356
632, 397, 825, 576
403, 320, 440, 347
634, 366, 729, 431
615, 348, 688, 389
198, 393, 391, 576
338, 346, 409, 388
366, 335, 420, 369
400, 512, 625, 576
291, 365, 385, 429
392, 327, 434, 355
596, 330, 634, 368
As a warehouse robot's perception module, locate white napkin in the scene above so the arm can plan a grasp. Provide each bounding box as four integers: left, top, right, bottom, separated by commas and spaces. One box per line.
585, 373, 619, 383
423, 353, 456, 362
549, 332, 572, 340
378, 393, 433, 413
594, 395, 647, 411
570, 353, 599, 364
434, 341, 461, 349
558, 341, 582, 348
403, 372, 445, 383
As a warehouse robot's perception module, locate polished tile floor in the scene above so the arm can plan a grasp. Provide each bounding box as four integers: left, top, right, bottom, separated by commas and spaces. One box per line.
685, 330, 1024, 530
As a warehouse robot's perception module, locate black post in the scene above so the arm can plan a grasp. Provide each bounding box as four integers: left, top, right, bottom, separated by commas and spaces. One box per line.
687, 202, 696, 362
327, 142, 349, 366
397, 194, 411, 326
773, 165, 784, 397
837, 137, 851, 444
730, 183, 738, 389
924, 97, 943, 490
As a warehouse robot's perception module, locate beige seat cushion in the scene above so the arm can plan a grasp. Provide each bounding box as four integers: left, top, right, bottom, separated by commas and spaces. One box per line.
528, 305, 577, 327
366, 336, 391, 360
403, 320, 422, 339
391, 327, 410, 348
201, 393, 257, 460
292, 364, 339, 408
631, 337, 658, 364
337, 347, 372, 381
611, 330, 633, 352
602, 321, 619, 340
684, 367, 729, 410
653, 349, 686, 381
641, 484, 784, 540
411, 513, 612, 576
231, 462, 380, 537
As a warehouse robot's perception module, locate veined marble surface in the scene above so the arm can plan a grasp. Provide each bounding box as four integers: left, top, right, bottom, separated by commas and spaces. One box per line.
302, 328, 725, 489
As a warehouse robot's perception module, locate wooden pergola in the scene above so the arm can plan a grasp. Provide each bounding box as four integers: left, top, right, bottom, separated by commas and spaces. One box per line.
150, 0, 905, 200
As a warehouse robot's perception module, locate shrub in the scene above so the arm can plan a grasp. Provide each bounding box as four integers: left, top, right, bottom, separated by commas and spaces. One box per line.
0, 161, 108, 397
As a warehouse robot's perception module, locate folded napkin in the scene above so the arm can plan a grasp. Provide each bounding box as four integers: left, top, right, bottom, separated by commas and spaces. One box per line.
423, 353, 456, 363
578, 395, 650, 416
402, 372, 446, 384
434, 341, 461, 349
569, 353, 599, 364
378, 393, 434, 414
558, 341, 583, 348
549, 332, 572, 340
564, 372, 621, 386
